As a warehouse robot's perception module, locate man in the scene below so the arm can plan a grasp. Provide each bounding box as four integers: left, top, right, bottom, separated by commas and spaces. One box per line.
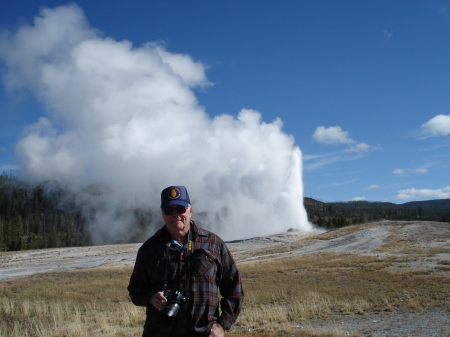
128, 186, 244, 337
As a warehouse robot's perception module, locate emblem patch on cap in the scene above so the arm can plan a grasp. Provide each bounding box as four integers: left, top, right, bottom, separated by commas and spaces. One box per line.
168, 187, 181, 199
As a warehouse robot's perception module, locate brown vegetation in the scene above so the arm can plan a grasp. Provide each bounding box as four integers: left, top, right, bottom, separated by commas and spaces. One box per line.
1, 221, 449, 336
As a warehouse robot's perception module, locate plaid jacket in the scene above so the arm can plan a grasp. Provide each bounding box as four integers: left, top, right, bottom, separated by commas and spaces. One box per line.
128, 221, 244, 336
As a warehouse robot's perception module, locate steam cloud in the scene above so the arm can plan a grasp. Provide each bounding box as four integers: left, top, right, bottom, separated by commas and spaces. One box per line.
0, 4, 311, 243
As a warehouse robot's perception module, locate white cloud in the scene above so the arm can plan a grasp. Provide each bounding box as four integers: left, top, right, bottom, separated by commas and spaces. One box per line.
306, 127, 376, 170
345, 142, 372, 154
365, 184, 381, 189
396, 186, 450, 200
0, 4, 312, 243
421, 114, 450, 137
303, 153, 339, 170
312, 126, 354, 144
312, 126, 376, 156
393, 168, 405, 175
393, 168, 428, 175
350, 197, 366, 201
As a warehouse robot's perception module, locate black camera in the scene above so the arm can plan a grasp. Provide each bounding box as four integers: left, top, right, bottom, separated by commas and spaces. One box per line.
163, 290, 187, 317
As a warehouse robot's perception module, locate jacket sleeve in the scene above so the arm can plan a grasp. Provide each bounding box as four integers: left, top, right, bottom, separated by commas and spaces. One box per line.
217, 243, 244, 330
127, 251, 155, 307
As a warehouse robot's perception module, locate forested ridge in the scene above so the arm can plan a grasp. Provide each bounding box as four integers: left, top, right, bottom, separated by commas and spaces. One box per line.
0, 173, 91, 251
304, 197, 450, 229
1, 173, 449, 251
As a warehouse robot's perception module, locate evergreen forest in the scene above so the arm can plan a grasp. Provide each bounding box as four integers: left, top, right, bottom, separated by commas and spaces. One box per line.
0, 173, 91, 251
1, 172, 449, 252
305, 197, 450, 229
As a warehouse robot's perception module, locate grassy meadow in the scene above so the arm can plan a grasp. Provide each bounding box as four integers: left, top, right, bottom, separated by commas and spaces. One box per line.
0, 254, 450, 337
1, 247, 449, 337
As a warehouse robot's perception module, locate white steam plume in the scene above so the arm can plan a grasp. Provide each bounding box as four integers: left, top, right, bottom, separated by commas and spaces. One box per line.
0, 4, 311, 243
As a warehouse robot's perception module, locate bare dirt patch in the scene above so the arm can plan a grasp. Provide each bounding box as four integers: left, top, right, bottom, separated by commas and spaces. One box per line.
0, 243, 139, 280
227, 221, 450, 336
228, 221, 450, 276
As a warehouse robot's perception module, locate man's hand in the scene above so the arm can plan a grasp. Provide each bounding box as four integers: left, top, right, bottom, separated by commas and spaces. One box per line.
149, 291, 167, 311
209, 323, 225, 337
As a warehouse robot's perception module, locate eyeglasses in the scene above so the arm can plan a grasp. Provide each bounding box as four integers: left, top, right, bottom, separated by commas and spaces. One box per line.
163, 205, 187, 215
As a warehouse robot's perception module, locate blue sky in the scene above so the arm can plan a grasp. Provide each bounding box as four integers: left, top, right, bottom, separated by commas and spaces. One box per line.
1, 0, 449, 205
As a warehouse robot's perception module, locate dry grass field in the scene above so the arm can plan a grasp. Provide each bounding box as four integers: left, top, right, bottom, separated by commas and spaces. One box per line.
1, 221, 449, 336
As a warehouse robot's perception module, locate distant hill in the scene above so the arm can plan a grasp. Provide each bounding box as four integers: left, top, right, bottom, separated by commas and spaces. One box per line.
304, 197, 450, 210
401, 199, 450, 211
303, 197, 450, 229
1, 169, 448, 252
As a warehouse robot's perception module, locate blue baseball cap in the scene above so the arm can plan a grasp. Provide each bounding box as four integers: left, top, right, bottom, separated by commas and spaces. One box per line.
161, 186, 190, 209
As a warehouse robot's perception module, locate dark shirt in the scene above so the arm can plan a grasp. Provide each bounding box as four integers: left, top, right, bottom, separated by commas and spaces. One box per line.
128, 221, 244, 336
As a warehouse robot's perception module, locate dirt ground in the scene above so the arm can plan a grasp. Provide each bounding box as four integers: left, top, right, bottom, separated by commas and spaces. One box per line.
228, 220, 450, 337
227, 220, 450, 276
1, 220, 449, 336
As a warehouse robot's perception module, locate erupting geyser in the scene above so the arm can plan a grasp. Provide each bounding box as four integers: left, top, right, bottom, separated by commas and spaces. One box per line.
0, 3, 312, 243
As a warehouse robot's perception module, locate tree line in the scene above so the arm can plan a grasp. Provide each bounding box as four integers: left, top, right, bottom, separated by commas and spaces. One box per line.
0, 173, 91, 251
1, 172, 449, 251
0, 173, 155, 252
304, 197, 450, 230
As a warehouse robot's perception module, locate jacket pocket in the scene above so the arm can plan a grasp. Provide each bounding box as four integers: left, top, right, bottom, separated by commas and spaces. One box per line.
187, 249, 217, 279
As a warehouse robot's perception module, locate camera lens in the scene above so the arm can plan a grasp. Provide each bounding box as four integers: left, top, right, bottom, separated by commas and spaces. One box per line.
164, 303, 180, 317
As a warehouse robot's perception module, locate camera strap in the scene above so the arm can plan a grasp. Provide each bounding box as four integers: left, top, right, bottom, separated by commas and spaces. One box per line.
184, 228, 193, 302
163, 243, 170, 293
163, 228, 194, 299
186, 227, 194, 255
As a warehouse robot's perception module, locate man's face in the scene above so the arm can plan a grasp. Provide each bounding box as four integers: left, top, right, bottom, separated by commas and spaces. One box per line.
162, 205, 192, 238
